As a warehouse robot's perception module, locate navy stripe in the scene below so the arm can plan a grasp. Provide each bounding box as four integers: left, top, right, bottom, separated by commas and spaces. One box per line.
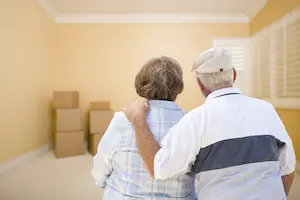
191, 135, 286, 174
213, 93, 241, 98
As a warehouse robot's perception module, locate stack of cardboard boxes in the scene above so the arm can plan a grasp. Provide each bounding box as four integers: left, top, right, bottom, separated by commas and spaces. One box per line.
89, 101, 114, 156
53, 91, 85, 158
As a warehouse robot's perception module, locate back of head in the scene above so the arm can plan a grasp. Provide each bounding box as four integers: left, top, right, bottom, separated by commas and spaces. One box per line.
197, 70, 234, 91
191, 48, 235, 94
135, 56, 184, 101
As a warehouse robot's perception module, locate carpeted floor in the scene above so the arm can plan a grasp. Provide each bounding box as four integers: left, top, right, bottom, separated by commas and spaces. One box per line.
0, 152, 299, 200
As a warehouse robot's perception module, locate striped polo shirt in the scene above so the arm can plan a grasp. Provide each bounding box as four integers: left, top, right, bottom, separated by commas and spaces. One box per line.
154, 87, 296, 200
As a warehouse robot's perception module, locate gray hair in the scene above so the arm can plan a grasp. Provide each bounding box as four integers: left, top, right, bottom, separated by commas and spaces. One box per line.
197, 69, 234, 91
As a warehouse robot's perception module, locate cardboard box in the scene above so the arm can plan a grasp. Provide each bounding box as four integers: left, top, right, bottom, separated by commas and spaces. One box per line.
90, 101, 110, 110
90, 110, 114, 134
56, 109, 83, 132
88, 133, 104, 156
55, 131, 85, 158
53, 91, 79, 108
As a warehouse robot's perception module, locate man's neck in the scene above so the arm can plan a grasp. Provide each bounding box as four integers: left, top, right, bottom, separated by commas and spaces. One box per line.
204, 86, 233, 98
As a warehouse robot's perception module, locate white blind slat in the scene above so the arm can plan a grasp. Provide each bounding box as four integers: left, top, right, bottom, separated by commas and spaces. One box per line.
255, 34, 271, 98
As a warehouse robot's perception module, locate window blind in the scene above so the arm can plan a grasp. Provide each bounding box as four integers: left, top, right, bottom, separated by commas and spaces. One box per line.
254, 34, 271, 98
273, 26, 285, 97
213, 40, 247, 70
285, 16, 300, 97
252, 7, 300, 108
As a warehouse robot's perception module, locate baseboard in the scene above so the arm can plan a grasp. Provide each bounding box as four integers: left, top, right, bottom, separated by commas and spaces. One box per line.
84, 141, 88, 153
0, 144, 51, 175
296, 162, 300, 174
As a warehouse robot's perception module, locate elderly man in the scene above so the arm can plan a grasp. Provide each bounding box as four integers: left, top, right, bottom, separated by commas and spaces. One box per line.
124, 48, 296, 200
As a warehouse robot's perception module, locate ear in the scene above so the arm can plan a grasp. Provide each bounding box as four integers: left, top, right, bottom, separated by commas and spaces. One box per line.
233, 68, 237, 83
196, 77, 204, 90
196, 77, 211, 97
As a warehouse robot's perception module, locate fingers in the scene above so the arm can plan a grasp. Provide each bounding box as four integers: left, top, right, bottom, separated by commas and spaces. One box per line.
123, 99, 150, 114
123, 107, 128, 116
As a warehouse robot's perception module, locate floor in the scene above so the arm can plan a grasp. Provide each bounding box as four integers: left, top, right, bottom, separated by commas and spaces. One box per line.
0, 152, 299, 200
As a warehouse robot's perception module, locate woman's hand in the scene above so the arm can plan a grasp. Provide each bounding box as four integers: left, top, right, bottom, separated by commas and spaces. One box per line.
124, 99, 150, 128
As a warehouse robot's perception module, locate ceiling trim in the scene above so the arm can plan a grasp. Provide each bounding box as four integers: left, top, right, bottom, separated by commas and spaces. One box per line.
54, 14, 250, 23
38, 0, 57, 20
247, 0, 268, 21
39, 0, 250, 23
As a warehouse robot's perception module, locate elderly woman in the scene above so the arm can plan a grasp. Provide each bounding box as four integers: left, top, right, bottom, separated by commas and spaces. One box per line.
92, 57, 196, 200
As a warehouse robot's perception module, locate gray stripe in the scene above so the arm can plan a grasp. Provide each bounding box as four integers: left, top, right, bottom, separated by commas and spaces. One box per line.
191, 135, 286, 174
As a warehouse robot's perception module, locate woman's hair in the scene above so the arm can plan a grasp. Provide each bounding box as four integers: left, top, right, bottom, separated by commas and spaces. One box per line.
135, 56, 184, 101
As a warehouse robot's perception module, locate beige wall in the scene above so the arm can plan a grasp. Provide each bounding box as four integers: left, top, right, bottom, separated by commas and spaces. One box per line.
54, 23, 250, 112
251, 0, 300, 161
0, 0, 55, 164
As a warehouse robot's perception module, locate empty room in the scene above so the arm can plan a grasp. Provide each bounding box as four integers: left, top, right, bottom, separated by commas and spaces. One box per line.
0, 0, 300, 199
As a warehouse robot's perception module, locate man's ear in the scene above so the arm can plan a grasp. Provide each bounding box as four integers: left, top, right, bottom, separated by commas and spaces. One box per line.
233, 68, 237, 83
196, 77, 204, 90
197, 77, 211, 97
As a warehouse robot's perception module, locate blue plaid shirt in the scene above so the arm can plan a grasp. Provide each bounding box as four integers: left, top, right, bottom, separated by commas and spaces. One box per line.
92, 100, 196, 200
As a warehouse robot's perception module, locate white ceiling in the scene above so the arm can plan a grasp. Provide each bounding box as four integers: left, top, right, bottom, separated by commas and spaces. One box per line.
40, 0, 268, 23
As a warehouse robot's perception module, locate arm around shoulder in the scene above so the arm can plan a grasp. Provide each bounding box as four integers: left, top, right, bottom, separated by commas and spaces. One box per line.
154, 111, 203, 180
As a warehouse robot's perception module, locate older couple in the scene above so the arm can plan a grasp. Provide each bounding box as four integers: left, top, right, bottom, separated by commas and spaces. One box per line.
92, 48, 296, 200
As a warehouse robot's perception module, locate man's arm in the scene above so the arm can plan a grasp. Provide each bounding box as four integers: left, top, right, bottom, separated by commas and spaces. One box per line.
133, 123, 160, 177
91, 113, 122, 187
125, 100, 202, 180
125, 100, 160, 177
282, 171, 295, 196
269, 106, 296, 196
279, 141, 296, 196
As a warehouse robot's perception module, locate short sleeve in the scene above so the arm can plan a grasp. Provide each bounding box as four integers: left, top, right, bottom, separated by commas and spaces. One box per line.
279, 134, 296, 176
270, 107, 297, 176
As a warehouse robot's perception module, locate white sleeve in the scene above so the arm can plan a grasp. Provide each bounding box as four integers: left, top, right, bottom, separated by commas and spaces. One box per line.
154, 111, 202, 180
91, 112, 122, 188
272, 109, 296, 176
278, 130, 296, 176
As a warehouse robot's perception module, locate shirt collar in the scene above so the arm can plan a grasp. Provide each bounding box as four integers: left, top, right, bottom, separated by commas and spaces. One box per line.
206, 87, 242, 102
148, 100, 181, 110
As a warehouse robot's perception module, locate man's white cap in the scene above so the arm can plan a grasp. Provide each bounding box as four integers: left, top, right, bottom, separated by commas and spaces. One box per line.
191, 47, 232, 74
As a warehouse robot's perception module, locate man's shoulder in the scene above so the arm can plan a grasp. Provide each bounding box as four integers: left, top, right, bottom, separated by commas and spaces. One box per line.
182, 104, 207, 120
244, 96, 276, 111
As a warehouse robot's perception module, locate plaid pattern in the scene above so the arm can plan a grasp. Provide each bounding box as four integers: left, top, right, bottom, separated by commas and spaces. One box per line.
93, 100, 196, 200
